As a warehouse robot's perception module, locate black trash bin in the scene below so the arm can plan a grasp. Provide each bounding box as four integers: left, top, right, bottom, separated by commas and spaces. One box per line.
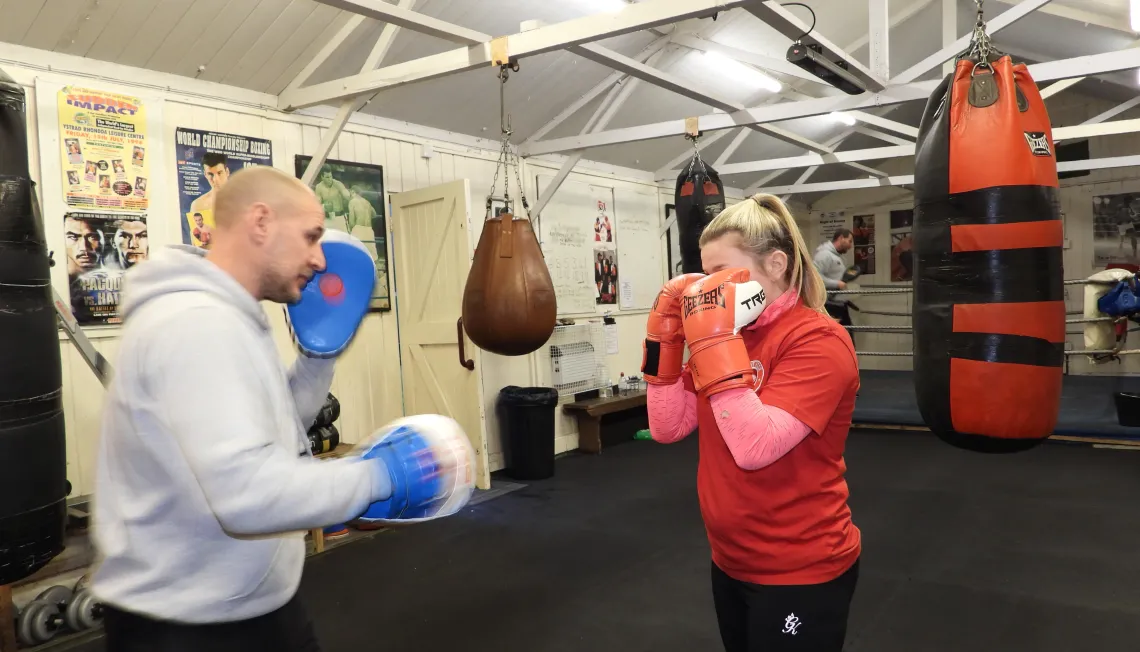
498, 385, 559, 480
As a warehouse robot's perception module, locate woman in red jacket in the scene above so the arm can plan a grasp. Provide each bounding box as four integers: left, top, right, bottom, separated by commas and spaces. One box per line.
641, 193, 861, 652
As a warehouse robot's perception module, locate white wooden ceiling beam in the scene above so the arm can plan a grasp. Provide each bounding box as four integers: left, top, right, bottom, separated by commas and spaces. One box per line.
667, 118, 1140, 179
989, 0, 1134, 36
284, 15, 366, 95
669, 34, 830, 85
942, 0, 957, 76
715, 128, 752, 166
892, 0, 1054, 84
745, 1, 887, 91
280, 0, 763, 111
522, 34, 672, 144
868, 0, 890, 79
846, 0, 935, 52
847, 111, 918, 138
654, 129, 733, 179
300, 0, 418, 185
313, 0, 487, 44
533, 46, 670, 218
758, 154, 1140, 194
853, 125, 914, 146
521, 46, 1140, 157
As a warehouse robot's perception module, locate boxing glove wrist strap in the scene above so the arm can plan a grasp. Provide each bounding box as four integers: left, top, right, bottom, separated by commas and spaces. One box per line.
687, 338, 755, 396
642, 339, 686, 385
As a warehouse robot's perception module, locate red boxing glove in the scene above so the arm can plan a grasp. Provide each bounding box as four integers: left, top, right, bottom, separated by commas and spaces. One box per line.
680, 268, 767, 397
642, 273, 706, 385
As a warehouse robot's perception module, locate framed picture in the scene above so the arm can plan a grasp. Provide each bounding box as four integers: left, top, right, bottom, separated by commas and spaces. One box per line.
294, 155, 391, 311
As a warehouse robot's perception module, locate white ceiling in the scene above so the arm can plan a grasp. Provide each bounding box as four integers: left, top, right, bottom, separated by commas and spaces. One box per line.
2, 0, 1137, 199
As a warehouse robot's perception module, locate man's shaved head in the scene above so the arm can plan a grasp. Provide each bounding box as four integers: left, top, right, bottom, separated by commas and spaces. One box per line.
205, 165, 327, 304
214, 166, 315, 230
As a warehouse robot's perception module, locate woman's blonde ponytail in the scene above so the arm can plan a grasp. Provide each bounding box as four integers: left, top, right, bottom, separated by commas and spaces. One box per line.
749, 194, 828, 312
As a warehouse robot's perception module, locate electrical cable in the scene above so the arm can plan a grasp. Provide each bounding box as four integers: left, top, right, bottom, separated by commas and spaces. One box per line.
781, 2, 817, 42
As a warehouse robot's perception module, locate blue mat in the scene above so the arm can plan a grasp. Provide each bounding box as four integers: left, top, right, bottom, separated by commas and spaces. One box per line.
855, 370, 1140, 440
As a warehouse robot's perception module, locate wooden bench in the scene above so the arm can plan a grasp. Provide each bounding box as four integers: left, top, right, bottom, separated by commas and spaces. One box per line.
562, 391, 648, 454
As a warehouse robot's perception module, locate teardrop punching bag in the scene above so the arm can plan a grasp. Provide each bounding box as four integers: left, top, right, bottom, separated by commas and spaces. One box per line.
0, 68, 68, 583
462, 209, 557, 356
912, 54, 1064, 453
674, 155, 725, 275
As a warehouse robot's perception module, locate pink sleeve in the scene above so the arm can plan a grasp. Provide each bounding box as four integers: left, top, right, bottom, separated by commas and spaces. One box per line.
708, 388, 812, 470
647, 379, 698, 443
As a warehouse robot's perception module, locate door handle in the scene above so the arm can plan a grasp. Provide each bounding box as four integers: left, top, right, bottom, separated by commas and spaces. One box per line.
457, 318, 475, 371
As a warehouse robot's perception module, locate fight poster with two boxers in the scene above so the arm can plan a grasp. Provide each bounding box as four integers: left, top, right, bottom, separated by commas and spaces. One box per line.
174, 128, 273, 252
294, 156, 391, 312
63, 212, 149, 326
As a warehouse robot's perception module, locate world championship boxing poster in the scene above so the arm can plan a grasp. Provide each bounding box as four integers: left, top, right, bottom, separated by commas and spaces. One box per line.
175, 128, 273, 249
64, 212, 149, 326
294, 155, 391, 311
57, 86, 149, 211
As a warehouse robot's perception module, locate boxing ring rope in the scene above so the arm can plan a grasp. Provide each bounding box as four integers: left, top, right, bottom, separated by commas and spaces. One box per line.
856, 350, 1140, 357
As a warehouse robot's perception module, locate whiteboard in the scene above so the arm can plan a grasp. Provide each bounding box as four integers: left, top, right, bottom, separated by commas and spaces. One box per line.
536, 174, 663, 315
536, 175, 597, 316
614, 187, 664, 311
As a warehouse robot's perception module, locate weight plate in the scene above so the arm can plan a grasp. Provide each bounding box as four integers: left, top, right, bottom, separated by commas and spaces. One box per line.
36, 585, 73, 607
18, 600, 61, 647
328, 424, 340, 450
66, 589, 103, 631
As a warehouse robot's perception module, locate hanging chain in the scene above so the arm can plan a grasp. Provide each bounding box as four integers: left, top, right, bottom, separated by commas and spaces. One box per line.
485, 62, 530, 220
965, 0, 1002, 63
682, 132, 706, 178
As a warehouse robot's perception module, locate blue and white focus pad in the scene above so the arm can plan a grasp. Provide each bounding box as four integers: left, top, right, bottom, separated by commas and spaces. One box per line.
355, 415, 476, 525
287, 230, 376, 358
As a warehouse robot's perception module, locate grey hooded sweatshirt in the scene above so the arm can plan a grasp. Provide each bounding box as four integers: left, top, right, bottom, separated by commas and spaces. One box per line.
90, 245, 385, 624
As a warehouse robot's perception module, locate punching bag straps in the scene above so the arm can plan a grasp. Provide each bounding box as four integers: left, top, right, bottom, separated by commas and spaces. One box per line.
499, 212, 515, 258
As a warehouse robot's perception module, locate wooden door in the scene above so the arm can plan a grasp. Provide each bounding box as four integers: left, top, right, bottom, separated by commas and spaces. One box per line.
391, 180, 490, 489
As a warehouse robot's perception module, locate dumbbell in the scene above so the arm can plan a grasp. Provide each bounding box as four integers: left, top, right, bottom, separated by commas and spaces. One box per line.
16, 584, 105, 646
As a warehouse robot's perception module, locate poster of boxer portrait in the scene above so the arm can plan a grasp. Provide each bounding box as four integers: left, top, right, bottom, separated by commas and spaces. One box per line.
853, 214, 876, 276
57, 86, 149, 211
294, 156, 391, 311
175, 128, 273, 250
63, 212, 149, 326
1092, 192, 1140, 268
889, 209, 914, 283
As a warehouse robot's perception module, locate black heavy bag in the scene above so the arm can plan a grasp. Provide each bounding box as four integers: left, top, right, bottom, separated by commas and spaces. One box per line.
0, 68, 68, 584
912, 54, 1064, 453
674, 155, 725, 275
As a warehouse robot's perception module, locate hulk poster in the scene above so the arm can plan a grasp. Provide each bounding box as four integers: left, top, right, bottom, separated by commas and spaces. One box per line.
294, 156, 391, 311
58, 86, 149, 211
174, 128, 273, 249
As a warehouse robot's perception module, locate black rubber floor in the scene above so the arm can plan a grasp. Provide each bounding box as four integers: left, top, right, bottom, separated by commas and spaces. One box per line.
69, 430, 1140, 651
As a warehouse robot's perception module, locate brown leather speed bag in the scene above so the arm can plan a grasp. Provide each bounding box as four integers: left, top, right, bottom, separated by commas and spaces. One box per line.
462, 213, 557, 356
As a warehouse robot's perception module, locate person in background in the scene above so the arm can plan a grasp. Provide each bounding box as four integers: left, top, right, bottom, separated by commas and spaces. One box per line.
814, 228, 854, 326
641, 194, 860, 652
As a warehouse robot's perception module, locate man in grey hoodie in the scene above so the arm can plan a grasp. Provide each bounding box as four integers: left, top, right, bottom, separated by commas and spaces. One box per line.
90, 166, 397, 650
814, 228, 855, 326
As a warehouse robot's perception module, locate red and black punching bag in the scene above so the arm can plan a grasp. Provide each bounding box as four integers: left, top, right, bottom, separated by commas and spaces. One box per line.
912, 54, 1064, 453
674, 155, 725, 275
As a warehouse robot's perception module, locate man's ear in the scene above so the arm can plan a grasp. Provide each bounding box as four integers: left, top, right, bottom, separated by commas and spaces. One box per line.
249, 202, 272, 245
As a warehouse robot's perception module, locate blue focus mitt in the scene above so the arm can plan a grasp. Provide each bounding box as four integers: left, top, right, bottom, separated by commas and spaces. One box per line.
287, 230, 376, 358
355, 415, 476, 525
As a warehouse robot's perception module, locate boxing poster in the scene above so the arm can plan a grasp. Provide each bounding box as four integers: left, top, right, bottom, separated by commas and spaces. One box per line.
1092, 192, 1140, 268
592, 189, 617, 306
818, 210, 847, 247
294, 156, 391, 311
889, 209, 914, 283
175, 128, 273, 250
853, 214, 876, 276
63, 212, 149, 326
57, 86, 149, 211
